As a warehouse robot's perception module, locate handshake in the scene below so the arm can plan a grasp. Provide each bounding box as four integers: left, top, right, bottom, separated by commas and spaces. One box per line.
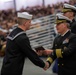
34, 46, 53, 70
43, 61, 50, 70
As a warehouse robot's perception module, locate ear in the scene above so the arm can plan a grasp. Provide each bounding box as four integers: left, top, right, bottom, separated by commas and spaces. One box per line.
22, 22, 26, 26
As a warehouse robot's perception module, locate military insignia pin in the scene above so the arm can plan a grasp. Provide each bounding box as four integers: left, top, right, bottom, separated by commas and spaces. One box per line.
63, 38, 69, 44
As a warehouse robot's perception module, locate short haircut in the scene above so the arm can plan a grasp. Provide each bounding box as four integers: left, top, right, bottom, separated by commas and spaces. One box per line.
17, 18, 28, 25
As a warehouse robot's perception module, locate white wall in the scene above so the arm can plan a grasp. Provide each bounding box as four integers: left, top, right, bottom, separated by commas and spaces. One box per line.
15, 0, 70, 11
15, 0, 43, 11
45, 0, 69, 6
0, 0, 69, 10
0, 0, 14, 10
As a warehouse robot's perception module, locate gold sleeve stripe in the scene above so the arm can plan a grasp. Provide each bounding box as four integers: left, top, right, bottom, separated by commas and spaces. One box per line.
46, 57, 53, 63
56, 49, 63, 58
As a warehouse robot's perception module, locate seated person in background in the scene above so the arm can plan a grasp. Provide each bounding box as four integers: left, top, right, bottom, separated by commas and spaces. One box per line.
0, 29, 6, 57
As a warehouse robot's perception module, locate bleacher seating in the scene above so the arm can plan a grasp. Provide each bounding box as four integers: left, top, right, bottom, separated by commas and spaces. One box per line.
26, 14, 56, 50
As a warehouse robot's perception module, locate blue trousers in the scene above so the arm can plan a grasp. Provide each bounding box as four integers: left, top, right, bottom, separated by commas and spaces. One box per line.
52, 58, 58, 73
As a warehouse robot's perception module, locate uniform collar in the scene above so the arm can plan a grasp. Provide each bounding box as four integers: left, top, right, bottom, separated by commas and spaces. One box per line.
61, 29, 70, 36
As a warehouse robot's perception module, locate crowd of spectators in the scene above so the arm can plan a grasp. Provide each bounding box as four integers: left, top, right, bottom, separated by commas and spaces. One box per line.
0, 0, 76, 56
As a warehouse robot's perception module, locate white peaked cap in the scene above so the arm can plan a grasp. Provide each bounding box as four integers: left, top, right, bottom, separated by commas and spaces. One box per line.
17, 12, 33, 19
64, 3, 76, 11
56, 13, 72, 24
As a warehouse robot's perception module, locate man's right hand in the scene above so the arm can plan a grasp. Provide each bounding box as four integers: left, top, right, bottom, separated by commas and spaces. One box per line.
43, 62, 50, 71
